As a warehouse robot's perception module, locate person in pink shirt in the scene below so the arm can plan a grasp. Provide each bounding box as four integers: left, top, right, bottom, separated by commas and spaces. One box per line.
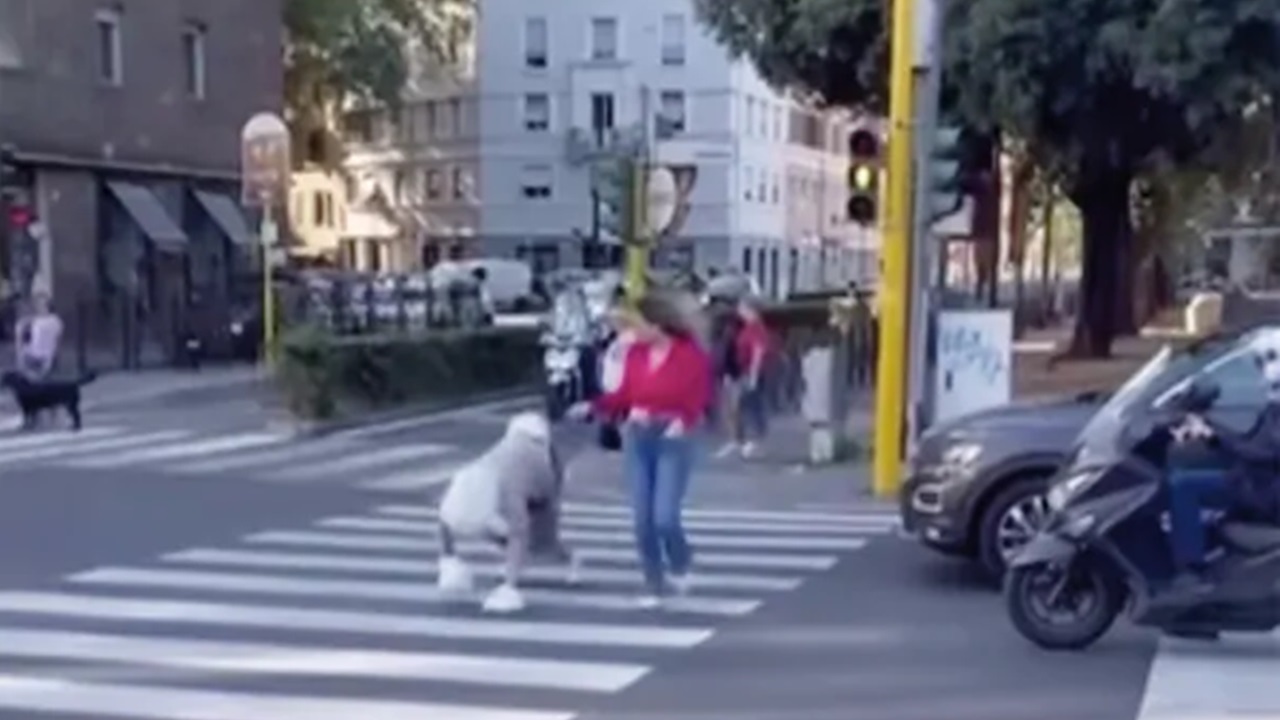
585, 292, 712, 606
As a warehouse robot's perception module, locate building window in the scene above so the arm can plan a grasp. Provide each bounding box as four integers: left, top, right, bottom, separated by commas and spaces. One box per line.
452, 166, 467, 199
661, 14, 685, 66
744, 167, 754, 201
524, 17, 548, 68
520, 164, 552, 199
312, 192, 324, 226
589, 17, 618, 61
447, 98, 462, 136
96, 8, 123, 85
523, 93, 550, 131
771, 174, 780, 203
590, 92, 615, 146
426, 168, 442, 200
181, 22, 206, 99
744, 98, 754, 136
658, 90, 686, 134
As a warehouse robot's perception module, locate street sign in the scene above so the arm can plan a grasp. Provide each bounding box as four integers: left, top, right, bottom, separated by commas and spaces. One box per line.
240, 112, 290, 207
645, 166, 677, 236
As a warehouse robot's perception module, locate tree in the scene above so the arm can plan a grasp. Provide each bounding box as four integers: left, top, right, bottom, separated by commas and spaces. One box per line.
696, 0, 1280, 356
284, 0, 471, 165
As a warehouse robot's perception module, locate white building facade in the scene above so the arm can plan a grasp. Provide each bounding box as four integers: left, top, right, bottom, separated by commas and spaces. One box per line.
476, 0, 877, 297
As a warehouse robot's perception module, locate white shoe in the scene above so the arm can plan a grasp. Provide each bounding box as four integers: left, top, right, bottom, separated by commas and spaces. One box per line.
482, 583, 526, 613
635, 594, 662, 609
714, 443, 739, 459
740, 442, 759, 459
566, 553, 584, 586
436, 557, 474, 594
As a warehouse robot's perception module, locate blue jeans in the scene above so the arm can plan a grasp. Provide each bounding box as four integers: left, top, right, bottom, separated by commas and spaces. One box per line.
1168, 470, 1231, 570
623, 423, 694, 593
736, 382, 768, 442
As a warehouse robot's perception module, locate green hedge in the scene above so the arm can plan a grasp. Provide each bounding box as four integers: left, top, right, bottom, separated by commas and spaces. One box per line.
274, 324, 543, 421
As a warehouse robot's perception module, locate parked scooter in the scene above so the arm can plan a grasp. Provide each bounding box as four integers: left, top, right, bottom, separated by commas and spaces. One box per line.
541, 285, 597, 420
1005, 376, 1280, 650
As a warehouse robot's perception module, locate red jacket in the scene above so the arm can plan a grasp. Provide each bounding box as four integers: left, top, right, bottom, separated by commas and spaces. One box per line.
734, 318, 771, 374
594, 336, 711, 427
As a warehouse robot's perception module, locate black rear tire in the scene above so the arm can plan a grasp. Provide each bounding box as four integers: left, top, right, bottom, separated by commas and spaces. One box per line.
1005, 561, 1122, 651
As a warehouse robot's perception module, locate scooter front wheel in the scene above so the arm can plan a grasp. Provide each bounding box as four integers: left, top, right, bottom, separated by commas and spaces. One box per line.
1005, 560, 1122, 651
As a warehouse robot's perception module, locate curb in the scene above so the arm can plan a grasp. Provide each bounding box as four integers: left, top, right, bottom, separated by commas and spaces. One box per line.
272, 385, 541, 439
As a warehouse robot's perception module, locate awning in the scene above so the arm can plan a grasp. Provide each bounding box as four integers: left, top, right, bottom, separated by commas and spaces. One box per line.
106, 181, 187, 249
193, 190, 252, 244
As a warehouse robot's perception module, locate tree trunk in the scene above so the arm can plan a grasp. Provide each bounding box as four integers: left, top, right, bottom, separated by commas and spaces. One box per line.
1040, 192, 1056, 323
1069, 174, 1132, 358
1006, 155, 1035, 337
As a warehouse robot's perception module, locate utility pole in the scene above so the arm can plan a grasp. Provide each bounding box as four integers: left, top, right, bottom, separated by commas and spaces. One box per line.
623, 86, 653, 301
871, 0, 920, 499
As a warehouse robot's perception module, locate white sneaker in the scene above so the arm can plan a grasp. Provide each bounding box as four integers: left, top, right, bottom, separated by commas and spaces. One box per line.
436, 557, 474, 594
714, 443, 739, 459
740, 442, 759, 459
565, 553, 584, 586
635, 594, 662, 609
670, 573, 693, 596
481, 583, 526, 613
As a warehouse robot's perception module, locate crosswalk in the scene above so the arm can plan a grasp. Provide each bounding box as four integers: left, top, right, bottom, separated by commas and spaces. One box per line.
0, 499, 896, 719
0, 425, 473, 491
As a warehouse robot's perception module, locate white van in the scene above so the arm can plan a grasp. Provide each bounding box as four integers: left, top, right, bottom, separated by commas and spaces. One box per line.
429, 258, 534, 311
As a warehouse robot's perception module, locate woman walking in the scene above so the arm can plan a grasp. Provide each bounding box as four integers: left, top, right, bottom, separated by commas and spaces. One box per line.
579, 292, 712, 606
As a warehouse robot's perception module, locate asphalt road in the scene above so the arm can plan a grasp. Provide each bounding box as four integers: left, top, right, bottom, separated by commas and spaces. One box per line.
0, 395, 1269, 720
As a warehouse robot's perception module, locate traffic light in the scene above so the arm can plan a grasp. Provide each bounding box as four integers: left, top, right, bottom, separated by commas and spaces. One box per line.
846, 128, 880, 226
592, 155, 636, 242
928, 126, 965, 220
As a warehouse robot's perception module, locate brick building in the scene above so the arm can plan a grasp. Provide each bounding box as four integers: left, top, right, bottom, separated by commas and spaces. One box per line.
0, 0, 282, 367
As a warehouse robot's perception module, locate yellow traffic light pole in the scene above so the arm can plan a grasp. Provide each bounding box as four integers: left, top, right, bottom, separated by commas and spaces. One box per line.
871, 0, 918, 498
624, 159, 648, 302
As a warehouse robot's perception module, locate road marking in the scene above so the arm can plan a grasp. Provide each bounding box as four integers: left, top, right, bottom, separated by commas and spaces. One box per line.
0, 430, 192, 465
335, 395, 538, 440
65, 432, 287, 468
359, 463, 462, 491
68, 567, 762, 616
1136, 634, 1280, 718
0, 427, 118, 452
0, 673, 573, 720
316, 516, 877, 549
0, 626, 649, 692
244, 529, 846, 570
370, 506, 888, 534
167, 436, 354, 474
163, 547, 803, 591
263, 444, 452, 482
561, 501, 897, 525
0, 590, 711, 648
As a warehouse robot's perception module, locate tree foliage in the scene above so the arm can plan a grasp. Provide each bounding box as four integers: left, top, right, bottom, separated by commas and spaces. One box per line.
284, 0, 470, 164
695, 0, 1280, 355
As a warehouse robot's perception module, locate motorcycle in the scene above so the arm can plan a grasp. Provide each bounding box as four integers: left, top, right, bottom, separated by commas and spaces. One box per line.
1005, 376, 1280, 650
542, 334, 584, 420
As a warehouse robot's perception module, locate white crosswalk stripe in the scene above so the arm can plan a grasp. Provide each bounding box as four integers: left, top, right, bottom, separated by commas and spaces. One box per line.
0, 499, 892, 720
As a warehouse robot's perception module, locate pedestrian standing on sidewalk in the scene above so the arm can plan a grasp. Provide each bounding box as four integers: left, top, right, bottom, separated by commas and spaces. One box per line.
15, 290, 62, 380
728, 297, 772, 458
578, 291, 712, 607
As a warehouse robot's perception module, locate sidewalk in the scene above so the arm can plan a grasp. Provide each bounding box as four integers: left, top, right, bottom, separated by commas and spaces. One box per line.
0, 365, 266, 412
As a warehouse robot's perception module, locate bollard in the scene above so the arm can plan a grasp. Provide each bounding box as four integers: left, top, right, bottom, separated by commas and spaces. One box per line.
801, 346, 836, 463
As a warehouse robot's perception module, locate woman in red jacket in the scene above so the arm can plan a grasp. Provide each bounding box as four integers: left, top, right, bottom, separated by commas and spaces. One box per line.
591, 292, 712, 606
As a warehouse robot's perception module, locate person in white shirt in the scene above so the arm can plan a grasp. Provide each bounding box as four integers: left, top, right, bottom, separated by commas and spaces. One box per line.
16, 291, 63, 379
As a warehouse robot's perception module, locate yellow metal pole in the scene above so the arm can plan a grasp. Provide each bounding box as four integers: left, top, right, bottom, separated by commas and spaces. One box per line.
871, 0, 917, 499
624, 159, 648, 302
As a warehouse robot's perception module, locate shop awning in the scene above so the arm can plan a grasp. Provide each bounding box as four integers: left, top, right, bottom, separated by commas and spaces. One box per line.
106, 181, 187, 249
194, 190, 252, 244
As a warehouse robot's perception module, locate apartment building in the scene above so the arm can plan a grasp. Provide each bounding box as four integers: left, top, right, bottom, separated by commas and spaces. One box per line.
475, 0, 873, 297
340, 1, 479, 273
0, 0, 282, 365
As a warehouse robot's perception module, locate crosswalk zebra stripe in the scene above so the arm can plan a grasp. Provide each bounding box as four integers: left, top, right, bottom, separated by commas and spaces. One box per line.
0, 590, 712, 648
64, 432, 288, 468
263, 444, 452, 482
0, 626, 650, 692
67, 567, 762, 616
162, 547, 803, 591
0, 674, 573, 720
166, 436, 355, 474
359, 464, 462, 491
0, 430, 192, 465
560, 501, 897, 525
243, 529, 847, 570
0, 427, 118, 453
361, 509, 888, 535
314, 516, 877, 550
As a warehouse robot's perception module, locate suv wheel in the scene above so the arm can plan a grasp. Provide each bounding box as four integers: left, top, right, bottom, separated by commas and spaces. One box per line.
977, 475, 1052, 583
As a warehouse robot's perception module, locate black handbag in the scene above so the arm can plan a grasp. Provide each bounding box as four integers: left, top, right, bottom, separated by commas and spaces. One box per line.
598, 421, 622, 451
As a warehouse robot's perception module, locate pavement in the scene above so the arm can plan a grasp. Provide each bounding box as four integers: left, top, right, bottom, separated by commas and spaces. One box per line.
0, 392, 1273, 720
